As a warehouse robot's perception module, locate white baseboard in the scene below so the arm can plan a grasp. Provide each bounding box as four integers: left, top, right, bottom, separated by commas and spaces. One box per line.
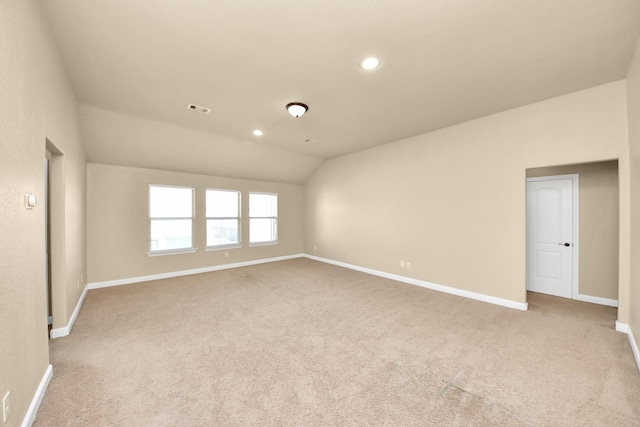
616, 321, 629, 333
575, 293, 618, 307
303, 254, 528, 311
87, 254, 305, 290
50, 284, 89, 339
616, 322, 640, 373
21, 364, 52, 427
628, 326, 640, 373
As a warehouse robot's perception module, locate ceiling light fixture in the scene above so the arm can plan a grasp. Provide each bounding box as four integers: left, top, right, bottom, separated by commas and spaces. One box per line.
286, 102, 308, 118
360, 57, 380, 70
252, 130, 263, 136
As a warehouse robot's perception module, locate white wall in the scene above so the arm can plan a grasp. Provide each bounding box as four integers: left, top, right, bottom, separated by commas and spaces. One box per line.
626, 37, 640, 349
305, 81, 629, 315
87, 164, 304, 284
0, 0, 86, 424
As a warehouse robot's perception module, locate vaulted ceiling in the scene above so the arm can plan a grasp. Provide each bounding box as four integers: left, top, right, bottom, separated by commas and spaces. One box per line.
41, 0, 640, 183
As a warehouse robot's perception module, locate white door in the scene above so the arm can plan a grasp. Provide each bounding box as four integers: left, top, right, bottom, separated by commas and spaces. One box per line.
526, 177, 575, 298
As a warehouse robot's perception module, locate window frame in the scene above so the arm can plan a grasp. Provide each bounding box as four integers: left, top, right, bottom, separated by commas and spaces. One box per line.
205, 188, 242, 251
148, 184, 196, 257
249, 192, 278, 246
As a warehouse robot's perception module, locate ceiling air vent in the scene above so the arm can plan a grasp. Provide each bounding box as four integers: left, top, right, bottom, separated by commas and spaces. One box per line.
187, 103, 211, 114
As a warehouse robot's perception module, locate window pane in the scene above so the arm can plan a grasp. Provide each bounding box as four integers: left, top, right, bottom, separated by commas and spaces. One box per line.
206, 190, 239, 217
207, 219, 239, 247
150, 219, 192, 251
250, 218, 277, 243
249, 193, 277, 217
150, 186, 192, 218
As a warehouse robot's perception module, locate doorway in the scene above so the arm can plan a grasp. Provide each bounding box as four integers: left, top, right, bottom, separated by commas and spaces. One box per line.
45, 138, 64, 336
526, 160, 619, 306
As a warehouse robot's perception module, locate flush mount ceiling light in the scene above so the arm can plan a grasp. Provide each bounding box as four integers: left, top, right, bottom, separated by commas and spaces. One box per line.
360, 57, 380, 70
252, 130, 263, 136
286, 102, 308, 118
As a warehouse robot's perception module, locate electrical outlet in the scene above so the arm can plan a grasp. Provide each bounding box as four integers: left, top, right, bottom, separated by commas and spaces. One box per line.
3, 391, 10, 423
406, 262, 411, 269
314, 245, 317, 251
400, 260, 405, 268
224, 251, 229, 258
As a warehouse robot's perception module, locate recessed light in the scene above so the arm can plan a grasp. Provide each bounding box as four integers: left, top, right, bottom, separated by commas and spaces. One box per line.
360, 57, 380, 70
252, 130, 263, 136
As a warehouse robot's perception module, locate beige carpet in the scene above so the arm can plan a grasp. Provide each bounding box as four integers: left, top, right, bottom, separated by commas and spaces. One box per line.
34, 258, 640, 426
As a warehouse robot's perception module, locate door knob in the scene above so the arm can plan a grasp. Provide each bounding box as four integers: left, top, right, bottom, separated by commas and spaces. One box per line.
558, 242, 571, 247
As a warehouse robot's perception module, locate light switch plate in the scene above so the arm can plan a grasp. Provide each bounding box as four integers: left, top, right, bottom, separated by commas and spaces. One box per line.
25, 193, 37, 209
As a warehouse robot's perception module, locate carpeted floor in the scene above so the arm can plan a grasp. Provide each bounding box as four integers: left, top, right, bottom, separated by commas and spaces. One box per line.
34, 258, 640, 426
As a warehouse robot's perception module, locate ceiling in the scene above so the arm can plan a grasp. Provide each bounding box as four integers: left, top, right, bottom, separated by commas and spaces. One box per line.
41, 0, 640, 182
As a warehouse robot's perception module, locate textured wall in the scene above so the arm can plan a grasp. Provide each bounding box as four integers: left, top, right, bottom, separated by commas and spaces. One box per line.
627, 38, 640, 345
0, 1, 86, 425
305, 82, 629, 313
87, 164, 304, 284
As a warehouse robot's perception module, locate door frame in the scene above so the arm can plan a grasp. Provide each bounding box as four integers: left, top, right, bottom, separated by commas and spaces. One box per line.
45, 138, 65, 335
45, 150, 53, 326
526, 174, 580, 299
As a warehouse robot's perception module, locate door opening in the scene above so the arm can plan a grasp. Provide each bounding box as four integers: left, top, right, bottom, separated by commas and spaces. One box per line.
526, 161, 620, 307
45, 138, 65, 336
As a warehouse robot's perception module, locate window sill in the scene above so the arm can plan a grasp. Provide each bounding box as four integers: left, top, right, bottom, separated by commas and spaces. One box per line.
147, 248, 197, 257
205, 244, 243, 252
249, 240, 279, 247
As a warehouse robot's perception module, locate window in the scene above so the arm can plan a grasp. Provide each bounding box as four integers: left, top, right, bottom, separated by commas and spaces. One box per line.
206, 189, 241, 249
249, 192, 278, 245
148, 185, 194, 255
